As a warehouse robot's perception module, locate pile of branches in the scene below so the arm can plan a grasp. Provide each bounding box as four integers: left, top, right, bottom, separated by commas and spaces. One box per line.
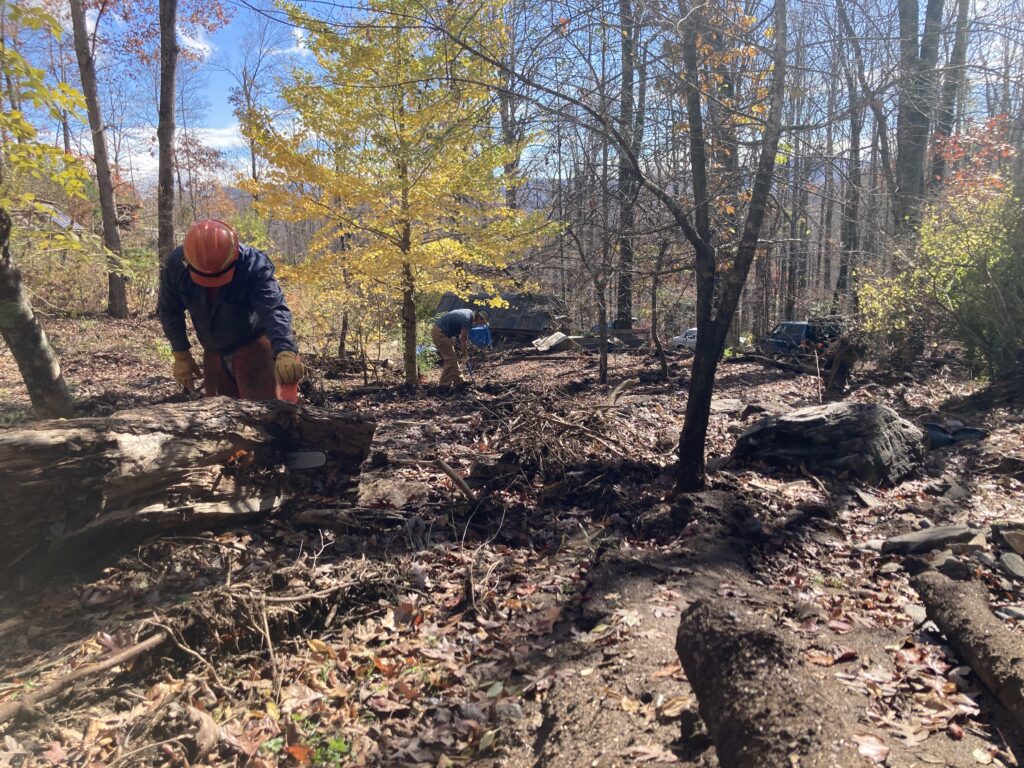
476, 380, 666, 481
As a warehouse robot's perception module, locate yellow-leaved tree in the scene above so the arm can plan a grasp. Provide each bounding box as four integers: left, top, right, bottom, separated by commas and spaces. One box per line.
1, 0, 89, 417
244, 0, 550, 384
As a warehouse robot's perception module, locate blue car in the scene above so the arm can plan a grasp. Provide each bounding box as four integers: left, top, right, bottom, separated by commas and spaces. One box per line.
760, 321, 840, 358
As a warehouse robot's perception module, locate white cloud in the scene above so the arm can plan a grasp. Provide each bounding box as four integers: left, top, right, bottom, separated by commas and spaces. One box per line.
271, 26, 312, 57
177, 26, 215, 60
194, 123, 247, 151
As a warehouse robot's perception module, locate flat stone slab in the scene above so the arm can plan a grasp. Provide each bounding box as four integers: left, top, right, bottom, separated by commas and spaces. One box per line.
882, 525, 980, 555
1003, 531, 1024, 557
1000, 553, 1024, 582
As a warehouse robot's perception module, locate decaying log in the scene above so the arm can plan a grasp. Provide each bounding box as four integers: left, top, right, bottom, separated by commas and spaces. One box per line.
913, 571, 1024, 724
0, 398, 375, 576
676, 600, 860, 768
732, 402, 923, 485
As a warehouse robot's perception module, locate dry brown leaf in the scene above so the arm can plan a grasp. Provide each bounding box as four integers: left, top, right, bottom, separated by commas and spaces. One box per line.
620, 696, 641, 714
187, 706, 220, 759
627, 744, 678, 763
854, 733, 889, 764
805, 650, 835, 667
973, 748, 995, 765
656, 696, 693, 719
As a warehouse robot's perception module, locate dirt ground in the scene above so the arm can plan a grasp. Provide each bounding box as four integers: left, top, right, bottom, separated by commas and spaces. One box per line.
1, 319, 1023, 767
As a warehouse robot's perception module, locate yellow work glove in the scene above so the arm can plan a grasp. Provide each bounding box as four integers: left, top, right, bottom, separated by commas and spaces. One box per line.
172, 350, 201, 392
275, 350, 305, 385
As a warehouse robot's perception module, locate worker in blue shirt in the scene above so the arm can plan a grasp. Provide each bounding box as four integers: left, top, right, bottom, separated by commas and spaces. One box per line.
157, 219, 304, 401
431, 308, 488, 386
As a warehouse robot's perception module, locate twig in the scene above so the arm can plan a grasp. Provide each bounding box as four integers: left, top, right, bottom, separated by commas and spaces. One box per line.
538, 414, 629, 456
392, 458, 479, 504
108, 736, 187, 768
0, 632, 167, 726
607, 377, 639, 406
145, 620, 225, 689
253, 599, 281, 702
435, 458, 479, 504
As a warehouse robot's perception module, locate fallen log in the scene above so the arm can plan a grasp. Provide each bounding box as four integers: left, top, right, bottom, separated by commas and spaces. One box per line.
0, 398, 375, 577
676, 600, 860, 767
722, 353, 817, 375
732, 402, 923, 485
913, 571, 1024, 724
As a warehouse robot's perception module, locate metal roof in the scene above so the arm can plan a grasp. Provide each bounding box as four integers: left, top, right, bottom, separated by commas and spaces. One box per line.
436, 292, 560, 339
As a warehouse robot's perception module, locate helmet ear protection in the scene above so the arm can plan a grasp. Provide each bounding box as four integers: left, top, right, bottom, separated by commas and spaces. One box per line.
183, 220, 240, 287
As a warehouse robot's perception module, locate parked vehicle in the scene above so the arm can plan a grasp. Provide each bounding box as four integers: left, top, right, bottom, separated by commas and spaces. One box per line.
759, 321, 840, 358
671, 327, 698, 351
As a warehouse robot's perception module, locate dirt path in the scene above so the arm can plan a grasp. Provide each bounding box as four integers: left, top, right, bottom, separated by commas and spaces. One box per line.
1, 332, 1023, 767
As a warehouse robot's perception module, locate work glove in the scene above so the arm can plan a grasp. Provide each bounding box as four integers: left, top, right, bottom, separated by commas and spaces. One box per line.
172, 350, 201, 392
275, 350, 305, 385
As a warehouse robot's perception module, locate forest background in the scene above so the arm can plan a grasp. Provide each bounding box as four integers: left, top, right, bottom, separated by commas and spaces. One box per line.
1, 0, 1023, 487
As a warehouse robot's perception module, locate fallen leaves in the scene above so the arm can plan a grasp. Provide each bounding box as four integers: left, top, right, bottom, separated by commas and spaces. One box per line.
854, 733, 890, 764
627, 743, 679, 763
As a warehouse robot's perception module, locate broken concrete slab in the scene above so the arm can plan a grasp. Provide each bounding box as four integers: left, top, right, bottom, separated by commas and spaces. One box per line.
881, 525, 980, 555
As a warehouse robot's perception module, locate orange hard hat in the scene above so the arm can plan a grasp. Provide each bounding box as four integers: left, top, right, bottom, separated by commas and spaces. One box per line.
183, 219, 239, 287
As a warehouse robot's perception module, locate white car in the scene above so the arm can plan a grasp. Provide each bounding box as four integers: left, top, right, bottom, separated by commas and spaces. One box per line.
671, 327, 698, 350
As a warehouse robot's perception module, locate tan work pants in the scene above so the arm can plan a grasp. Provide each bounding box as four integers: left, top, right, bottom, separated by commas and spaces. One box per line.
431, 325, 465, 386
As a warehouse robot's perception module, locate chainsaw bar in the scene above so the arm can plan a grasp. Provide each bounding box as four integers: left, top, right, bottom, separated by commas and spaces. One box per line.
283, 451, 328, 471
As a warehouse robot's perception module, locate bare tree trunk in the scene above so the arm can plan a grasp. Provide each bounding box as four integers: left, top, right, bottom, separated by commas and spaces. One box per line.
651, 241, 669, 379
0, 208, 73, 419
676, 0, 788, 491
615, 0, 637, 328
834, 71, 862, 311
930, 0, 969, 185
402, 262, 417, 386
68, 0, 127, 318
157, 0, 179, 263
895, 0, 944, 231
338, 311, 349, 358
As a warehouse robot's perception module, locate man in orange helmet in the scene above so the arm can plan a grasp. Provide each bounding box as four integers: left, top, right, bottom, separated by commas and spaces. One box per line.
157, 219, 304, 401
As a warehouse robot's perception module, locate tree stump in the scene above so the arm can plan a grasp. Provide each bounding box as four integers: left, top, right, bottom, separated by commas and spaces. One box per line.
731, 402, 923, 485
0, 398, 375, 577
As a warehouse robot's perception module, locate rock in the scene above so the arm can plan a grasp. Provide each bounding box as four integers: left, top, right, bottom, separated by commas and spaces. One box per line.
710, 398, 744, 414
904, 604, 928, 624
882, 525, 980, 555
1001, 530, 1024, 557
903, 555, 932, 576
879, 562, 901, 575
952, 426, 989, 443
995, 607, 1024, 621
936, 553, 973, 581
732, 403, 924, 486
999, 553, 1024, 582
951, 533, 987, 555
974, 552, 998, 570
922, 423, 956, 449
740, 402, 772, 420
943, 479, 970, 501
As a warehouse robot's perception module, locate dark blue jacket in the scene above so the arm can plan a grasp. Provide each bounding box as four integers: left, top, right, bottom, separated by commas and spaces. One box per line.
157, 244, 298, 356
